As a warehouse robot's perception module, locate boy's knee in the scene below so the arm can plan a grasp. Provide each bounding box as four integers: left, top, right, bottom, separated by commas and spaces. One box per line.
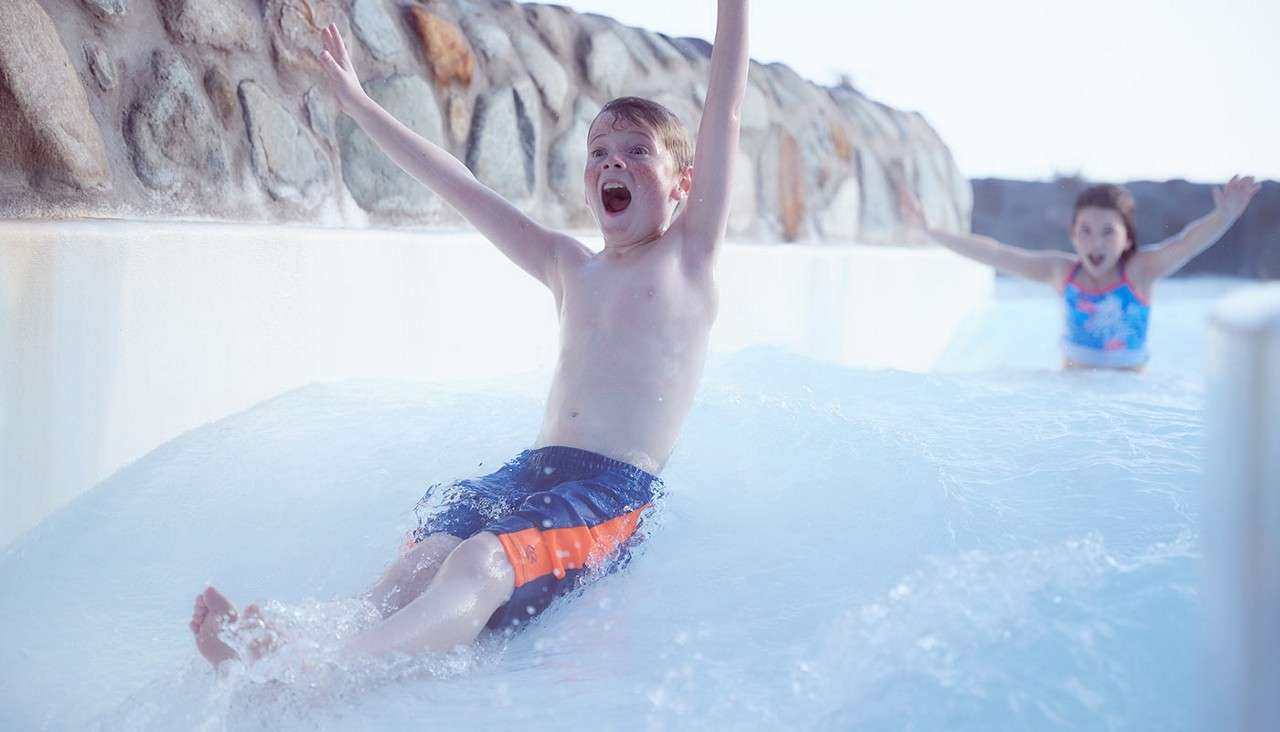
446, 533, 515, 588
409, 532, 462, 561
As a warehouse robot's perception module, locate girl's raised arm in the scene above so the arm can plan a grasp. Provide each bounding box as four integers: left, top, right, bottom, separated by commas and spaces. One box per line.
1128, 175, 1261, 286
900, 189, 1074, 285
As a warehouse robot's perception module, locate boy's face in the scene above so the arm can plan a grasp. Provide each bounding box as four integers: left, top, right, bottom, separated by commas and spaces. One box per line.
584, 114, 690, 246
1070, 206, 1130, 278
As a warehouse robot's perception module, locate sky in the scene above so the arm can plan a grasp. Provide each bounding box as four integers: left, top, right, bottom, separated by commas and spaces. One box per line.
557, 0, 1279, 184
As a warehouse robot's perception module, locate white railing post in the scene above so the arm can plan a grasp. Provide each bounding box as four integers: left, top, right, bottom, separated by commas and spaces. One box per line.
1203, 283, 1280, 731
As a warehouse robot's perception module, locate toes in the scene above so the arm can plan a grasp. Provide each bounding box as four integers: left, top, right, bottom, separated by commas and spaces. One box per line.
202, 587, 237, 620
243, 604, 267, 630
190, 594, 209, 633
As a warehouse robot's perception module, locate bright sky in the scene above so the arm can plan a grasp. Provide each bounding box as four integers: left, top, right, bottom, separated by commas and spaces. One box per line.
557, 1, 1280, 184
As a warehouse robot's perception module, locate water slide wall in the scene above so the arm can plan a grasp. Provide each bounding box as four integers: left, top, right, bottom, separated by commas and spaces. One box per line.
1, 221, 992, 548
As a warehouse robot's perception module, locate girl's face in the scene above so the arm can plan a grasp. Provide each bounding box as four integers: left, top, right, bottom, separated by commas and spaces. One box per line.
1071, 206, 1130, 278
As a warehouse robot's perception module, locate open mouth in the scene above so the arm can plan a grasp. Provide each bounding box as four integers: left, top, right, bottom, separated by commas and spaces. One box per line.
602, 182, 632, 214
1087, 254, 1105, 267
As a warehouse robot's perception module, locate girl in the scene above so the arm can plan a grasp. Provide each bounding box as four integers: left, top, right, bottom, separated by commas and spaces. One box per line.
902, 176, 1261, 369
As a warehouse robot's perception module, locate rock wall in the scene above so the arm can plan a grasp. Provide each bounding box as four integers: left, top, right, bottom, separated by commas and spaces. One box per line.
1, 0, 970, 243
972, 178, 1280, 279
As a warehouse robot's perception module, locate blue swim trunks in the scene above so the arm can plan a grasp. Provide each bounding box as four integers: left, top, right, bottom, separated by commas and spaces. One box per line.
411, 446, 662, 630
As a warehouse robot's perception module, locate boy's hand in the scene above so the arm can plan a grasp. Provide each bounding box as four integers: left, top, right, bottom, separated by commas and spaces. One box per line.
675, 0, 748, 265
318, 23, 367, 113
1212, 175, 1261, 219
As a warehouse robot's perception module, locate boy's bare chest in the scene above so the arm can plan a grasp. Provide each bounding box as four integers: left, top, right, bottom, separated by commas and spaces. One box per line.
560, 254, 714, 333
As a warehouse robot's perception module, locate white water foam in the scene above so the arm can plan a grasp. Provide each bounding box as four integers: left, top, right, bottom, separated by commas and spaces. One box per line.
1, 279, 1225, 730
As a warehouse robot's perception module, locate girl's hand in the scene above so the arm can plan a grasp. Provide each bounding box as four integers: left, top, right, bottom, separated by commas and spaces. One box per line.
318, 23, 367, 113
898, 187, 929, 230
1212, 175, 1261, 219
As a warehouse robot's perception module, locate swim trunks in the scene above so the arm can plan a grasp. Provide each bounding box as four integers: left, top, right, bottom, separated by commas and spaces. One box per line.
411, 446, 661, 630
1061, 261, 1150, 368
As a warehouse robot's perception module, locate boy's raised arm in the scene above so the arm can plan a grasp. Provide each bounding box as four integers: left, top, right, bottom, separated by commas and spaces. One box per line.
319, 24, 585, 294
677, 0, 749, 266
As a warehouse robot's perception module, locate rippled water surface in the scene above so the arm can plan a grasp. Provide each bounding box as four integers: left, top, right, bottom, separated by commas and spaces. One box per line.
1, 279, 1232, 730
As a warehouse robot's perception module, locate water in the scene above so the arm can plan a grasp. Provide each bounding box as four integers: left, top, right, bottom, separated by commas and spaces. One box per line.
0, 278, 1233, 730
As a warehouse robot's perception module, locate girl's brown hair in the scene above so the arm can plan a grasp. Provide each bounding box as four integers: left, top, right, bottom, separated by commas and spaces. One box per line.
1073, 184, 1138, 255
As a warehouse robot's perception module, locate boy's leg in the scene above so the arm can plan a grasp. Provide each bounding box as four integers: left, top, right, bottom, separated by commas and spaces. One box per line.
343, 532, 515, 656
188, 532, 482, 667
365, 532, 462, 616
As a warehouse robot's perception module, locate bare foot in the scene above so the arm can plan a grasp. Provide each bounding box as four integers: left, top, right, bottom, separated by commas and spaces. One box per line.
189, 587, 280, 667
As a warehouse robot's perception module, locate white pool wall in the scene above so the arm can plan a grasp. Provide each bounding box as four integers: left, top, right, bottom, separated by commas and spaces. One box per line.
1202, 283, 1280, 732
0, 220, 991, 548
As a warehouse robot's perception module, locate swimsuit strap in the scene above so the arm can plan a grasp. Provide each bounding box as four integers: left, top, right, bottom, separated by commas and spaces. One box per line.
1065, 262, 1082, 288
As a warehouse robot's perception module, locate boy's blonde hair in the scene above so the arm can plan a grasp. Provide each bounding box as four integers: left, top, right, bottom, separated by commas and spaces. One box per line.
592, 97, 694, 172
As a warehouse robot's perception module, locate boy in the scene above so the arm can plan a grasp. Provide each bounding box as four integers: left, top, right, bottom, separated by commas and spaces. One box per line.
191, 0, 749, 665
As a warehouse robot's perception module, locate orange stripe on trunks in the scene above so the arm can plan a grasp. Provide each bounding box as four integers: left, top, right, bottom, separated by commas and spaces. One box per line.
496, 504, 651, 588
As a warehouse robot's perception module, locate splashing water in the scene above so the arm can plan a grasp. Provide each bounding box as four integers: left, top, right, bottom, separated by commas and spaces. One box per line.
0, 279, 1224, 730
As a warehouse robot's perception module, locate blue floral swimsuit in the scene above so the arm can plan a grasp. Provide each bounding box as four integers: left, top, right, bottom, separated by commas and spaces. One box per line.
1061, 262, 1150, 368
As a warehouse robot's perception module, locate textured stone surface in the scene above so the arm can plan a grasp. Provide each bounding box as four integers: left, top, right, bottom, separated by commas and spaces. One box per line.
410, 7, 474, 87
159, 0, 259, 52
615, 24, 660, 73
81, 0, 127, 22
462, 20, 514, 65
581, 31, 633, 99
910, 149, 959, 233
645, 32, 686, 69
239, 81, 330, 208
777, 131, 807, 242
350, 0, 403, 61
126, 50, 228, 191
740, 82, 769, 132
895, 112, 965, 233
466, 83, 539, 201
650, 92, 698, 135
549, 98, 597, 225
523, 3, 573, 56
727, 151, 756, 236
667, 35, 711, 63
515, 79, 541, 180
513, 32, 568, 116
830, 123, 854, 162
84, 42, 118, 91
304, 86, 334, 142
338, 74, 443, 216
856, 150, 896, 242
203, 67, 237, 126
818, 177, 861, 241
263, 0, 340, 77
445, 91, 471, 144
7, 0, 970, 240
761, 62, 822, 113
0, 0, 110, 191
